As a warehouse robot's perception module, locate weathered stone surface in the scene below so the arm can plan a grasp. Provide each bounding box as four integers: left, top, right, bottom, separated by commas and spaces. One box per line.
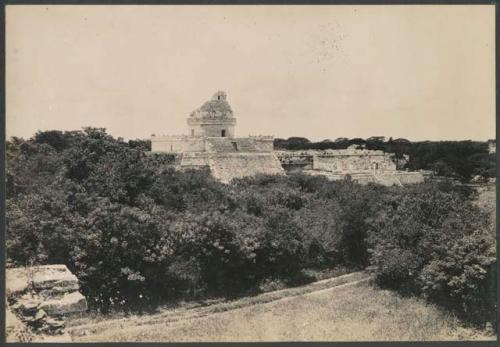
6, 268, 32, 295
6, 265, 79, 296
6, 308, 23, 335
39, 317, 65, 335
150, 92, 427, 185
38, 291, 88, 316
187, 91, 236, 138
39, 283, 81, 299
208, 153, 285, 184
45, 318, 65, 328
275, 149, 425, 186
6, 264, 87, 341
34, 309, 47, 321
13, 295, 41, 315
6, 306, 35, 343
151, 92, 283, 183
276, 148, 397, 173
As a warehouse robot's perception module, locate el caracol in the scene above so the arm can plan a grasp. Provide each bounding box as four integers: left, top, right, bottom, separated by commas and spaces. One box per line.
151, 91, 424, 186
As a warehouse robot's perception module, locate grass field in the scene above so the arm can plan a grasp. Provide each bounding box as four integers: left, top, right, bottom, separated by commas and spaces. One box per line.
66, 273, 493, 342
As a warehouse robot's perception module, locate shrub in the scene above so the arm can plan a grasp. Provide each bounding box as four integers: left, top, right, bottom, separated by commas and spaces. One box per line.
293, 198, 344, 267
6, 129, 495, 326
259, 208, 307, 277
70, 200, 176, 312
368, 181, 495, 326
171, 209, 253, 295
419, 230, 496, 324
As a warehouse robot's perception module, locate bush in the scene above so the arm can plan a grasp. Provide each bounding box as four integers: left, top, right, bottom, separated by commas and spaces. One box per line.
293, 198, 344, 267
70, 200, 176, 312
368, 181, 495, 326
170, 209, 261, 295
6, 129, 495, 326
419, 230, 496, 324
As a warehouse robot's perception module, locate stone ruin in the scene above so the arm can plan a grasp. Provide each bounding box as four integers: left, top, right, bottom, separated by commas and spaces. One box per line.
6, 264, 87, 342
151, 91, 285, 183
150, 92, 424, 186
275, 145, 425, 186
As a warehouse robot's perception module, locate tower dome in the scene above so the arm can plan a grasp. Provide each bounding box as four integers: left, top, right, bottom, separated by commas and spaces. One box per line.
188, 91, 236, 137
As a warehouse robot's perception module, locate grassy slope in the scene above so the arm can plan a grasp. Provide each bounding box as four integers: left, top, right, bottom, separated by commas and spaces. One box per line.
68, 275, 492, 342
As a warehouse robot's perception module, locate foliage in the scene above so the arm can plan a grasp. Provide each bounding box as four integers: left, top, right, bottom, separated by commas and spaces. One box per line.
419, 231, 496, 324
367, 182, 495, 326
5, 129, 495, 327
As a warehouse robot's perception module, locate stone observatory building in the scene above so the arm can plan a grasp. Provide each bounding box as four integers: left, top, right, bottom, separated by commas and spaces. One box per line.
151, 91, 284, 183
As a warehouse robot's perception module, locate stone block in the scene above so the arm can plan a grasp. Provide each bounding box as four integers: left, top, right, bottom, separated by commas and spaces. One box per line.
45, 318, 65, 328
13, 295, 41, 315
34, 309, 47, 321
6, 265, 79, 296
38, 291, 88, 316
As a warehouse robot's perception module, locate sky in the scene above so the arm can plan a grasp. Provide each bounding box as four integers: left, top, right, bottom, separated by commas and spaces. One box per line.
6, 5, 495, 141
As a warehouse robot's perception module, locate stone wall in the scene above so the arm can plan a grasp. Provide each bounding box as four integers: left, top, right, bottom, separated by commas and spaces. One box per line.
276, 151, 314, 171
248, 136, 274, 152
179, 152, 211, 168
312, 151, 396, 172
207, 152, 285, 184
188, 121, 236, 138
6, 265, 88, 342
151, 135, 206, 153
276, 149, 424, 186
276, 149, 397, 173
205, 137, 274, 153
152, 145, 424, 186
152, 136, 274, 154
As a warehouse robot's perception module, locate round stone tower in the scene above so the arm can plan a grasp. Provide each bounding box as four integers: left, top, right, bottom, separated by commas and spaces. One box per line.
187, 91, 237, 138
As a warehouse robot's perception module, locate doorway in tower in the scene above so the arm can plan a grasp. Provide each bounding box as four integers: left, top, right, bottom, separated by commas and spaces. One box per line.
221, 129, 226, 137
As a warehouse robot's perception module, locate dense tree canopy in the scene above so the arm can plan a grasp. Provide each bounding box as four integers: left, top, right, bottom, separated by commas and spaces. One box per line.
6, 129, 495, 326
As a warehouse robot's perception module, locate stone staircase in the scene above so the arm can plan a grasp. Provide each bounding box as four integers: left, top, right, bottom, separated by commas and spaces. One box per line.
205, 138, 262, 153
205, 138, 238, 153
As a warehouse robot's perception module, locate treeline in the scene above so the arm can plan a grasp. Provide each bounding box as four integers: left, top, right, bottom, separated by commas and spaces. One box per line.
274, 137, 495, 182
6, 129, 495, 327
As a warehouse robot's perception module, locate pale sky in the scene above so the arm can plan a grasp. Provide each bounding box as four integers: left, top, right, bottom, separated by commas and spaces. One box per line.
6, 5, 495, 141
